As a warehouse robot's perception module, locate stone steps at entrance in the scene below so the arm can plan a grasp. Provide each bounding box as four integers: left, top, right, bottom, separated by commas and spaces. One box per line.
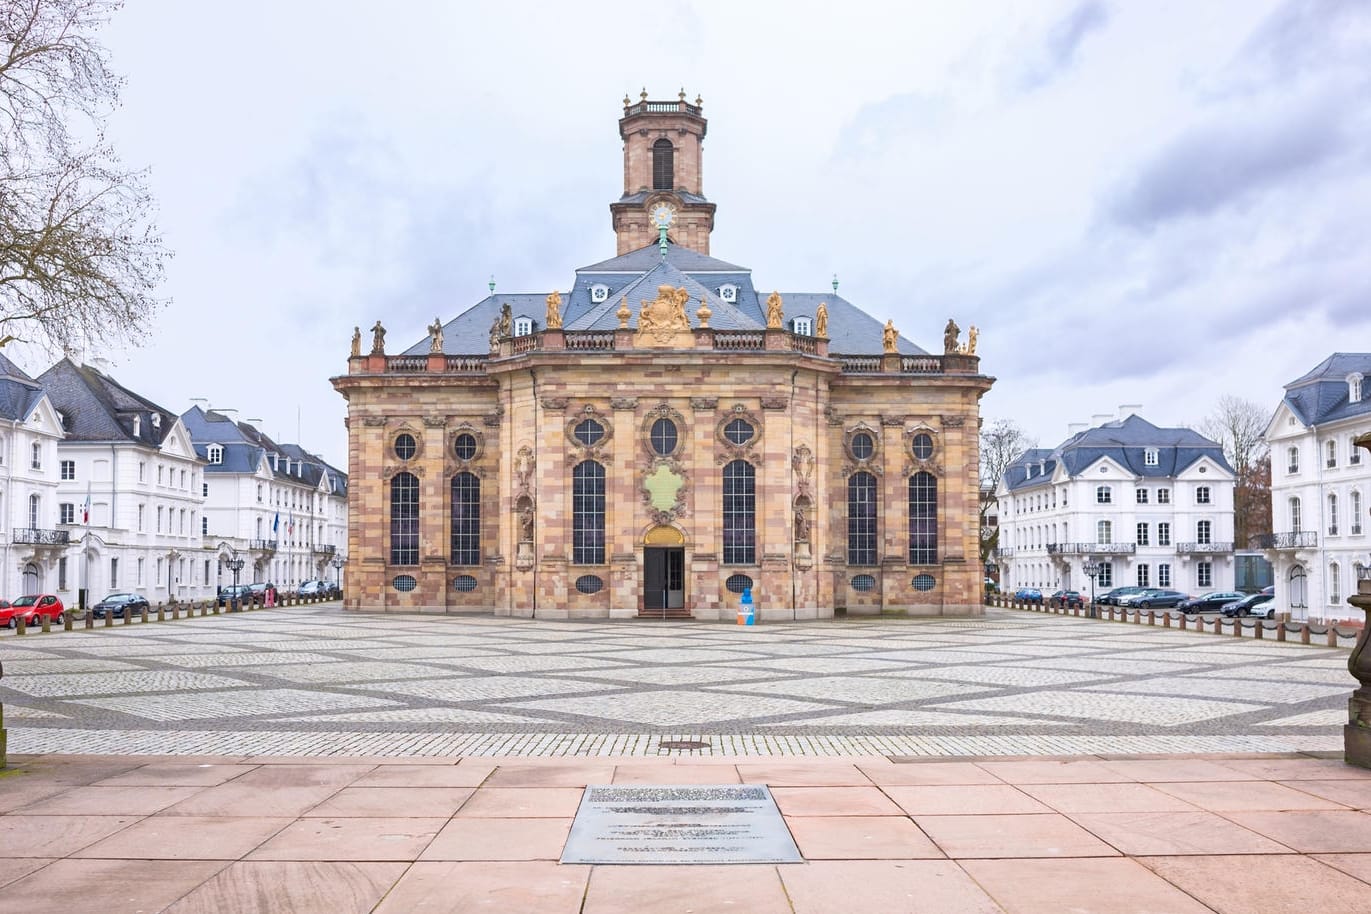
637, 608, 693, 620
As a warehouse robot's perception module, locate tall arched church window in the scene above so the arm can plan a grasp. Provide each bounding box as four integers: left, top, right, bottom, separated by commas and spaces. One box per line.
572, 461, 605, 565
390, 472, 419, 566
450, 472, 481, 566
908, 471, 938, 565
652, 138, 674, 191
722, 460, 756, 565
848, 472, 877, 565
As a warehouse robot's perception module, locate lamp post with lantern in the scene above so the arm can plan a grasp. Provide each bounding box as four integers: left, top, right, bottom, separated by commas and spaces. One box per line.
1083, 559, 1101, 619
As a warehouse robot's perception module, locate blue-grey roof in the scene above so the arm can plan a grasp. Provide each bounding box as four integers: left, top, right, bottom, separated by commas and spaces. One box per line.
1282, 352, 1371, 427
402, 239, 930, 357
37, 358, 177, 446
181, 406, 348, 494
0, 353, 46, 423
1004, 415, 1232, 492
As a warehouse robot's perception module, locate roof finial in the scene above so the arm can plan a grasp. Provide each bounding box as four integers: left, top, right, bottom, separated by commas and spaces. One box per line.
659, 224, 669, 260
678, 87, 686, 101
623, 93, 631, 109
488, 275, 496, 294
832, 273, 839, 293
695, 94, 703, 108
640, 87, 648, 102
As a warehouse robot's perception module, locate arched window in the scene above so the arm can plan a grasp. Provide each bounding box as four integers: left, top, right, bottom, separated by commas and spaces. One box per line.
908, 471, 938, 564
572, 461, 605, 565
847, 472, 877, 566
450, 472, 481, 566
1329, 493, 1339, 535
1290, 497, 1302, 532
1287, 446, 1300, 473
1097, 520, 1112, 545
390, 471, 419, 566
1351, 373, 1364, 404
1330, 562, 1341, 603
1196, 519, 1211, 545
722, 460, 755, 565
1289, 564, 1307, 609
652, 138, 674, 191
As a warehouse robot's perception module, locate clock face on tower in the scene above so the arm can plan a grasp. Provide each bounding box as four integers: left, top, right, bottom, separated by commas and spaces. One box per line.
649, 202, 677, 229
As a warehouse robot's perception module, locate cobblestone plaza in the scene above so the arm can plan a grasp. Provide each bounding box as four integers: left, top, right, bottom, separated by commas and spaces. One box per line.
0, 605, 1350, 757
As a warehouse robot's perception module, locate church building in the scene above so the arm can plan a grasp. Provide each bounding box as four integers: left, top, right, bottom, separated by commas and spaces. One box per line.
332, 93, 993, 620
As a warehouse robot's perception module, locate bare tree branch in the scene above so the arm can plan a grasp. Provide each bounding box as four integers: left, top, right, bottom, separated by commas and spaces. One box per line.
1198, 395, 1272, 548
980, 418, 1036, 571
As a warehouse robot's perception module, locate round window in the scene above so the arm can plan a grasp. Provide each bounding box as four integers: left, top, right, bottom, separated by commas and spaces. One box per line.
574, 419, 605, 446
392, 574, 417, 592
911, 433, 933, 460
851, 432, 874, 460
452, 575, 478, 592
725, 574, 754, 594
454, 433, 477, 460
912, 573, 936, 591
724, 418, 754, 445
851, 574, 877, 592
575, 575, 604, 594
650, 418, 678, 455
394, 433, 417, 460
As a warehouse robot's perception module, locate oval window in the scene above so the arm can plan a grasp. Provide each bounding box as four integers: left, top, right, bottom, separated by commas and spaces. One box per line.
574, 419, 605, 446
911, 433, 933, 460
851, 574, 877, 592
912, 573, 936, 591
725, 574, 754, 594
392, 574, 417, 592
724, 418, 754, 445
575, 575, 604, 594
395, 433, 417, 460
452, 575, 478, 592
851, 432, 874, 460
651, 417, 678, 455
454, 433, 477, 460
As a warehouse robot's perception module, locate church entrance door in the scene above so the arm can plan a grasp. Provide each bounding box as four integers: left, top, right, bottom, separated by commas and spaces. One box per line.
643, 547, 685, 612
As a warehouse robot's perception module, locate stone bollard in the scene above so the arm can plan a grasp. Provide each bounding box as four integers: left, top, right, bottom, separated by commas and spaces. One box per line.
171, 603, 179, 620
15, 616, 24, 636
1179, 615, 1187, 631
141, 606, 149, 624
1163, 612, 1171, 627
63, 614, 72, 632
1277, 623, 1286, 642
104, 611, 113, 627
1255, 620, 1263, 639
1147, 611, 1155, 626
40, 615, 50, 634
1328, 627, 1339, 648
85, 612, 93, 629
1234, 618, 1244, 638
157, 605, 165, 622
1300, 624, 1310, 645
123, 606, 133, 625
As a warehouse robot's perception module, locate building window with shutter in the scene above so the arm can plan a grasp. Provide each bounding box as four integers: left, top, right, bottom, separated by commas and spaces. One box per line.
652, 138, 674, 190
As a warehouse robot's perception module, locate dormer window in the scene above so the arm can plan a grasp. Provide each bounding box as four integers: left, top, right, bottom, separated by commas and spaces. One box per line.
1350, 373, 1364, 404
792, 316, 812, 336
513, 317, 533, 337
718, 284, 738, 303
590, 284, 609, 303
207, 444, 223, 465
150, 413, 161, 430
1144, 448, 1158, 467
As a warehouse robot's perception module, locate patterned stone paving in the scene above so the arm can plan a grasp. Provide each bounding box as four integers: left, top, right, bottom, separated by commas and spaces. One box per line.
0, 605, 1355, 757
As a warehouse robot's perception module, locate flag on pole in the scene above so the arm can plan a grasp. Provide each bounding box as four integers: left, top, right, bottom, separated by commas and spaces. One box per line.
82, 483, 91, 524
273, 512, 280, 534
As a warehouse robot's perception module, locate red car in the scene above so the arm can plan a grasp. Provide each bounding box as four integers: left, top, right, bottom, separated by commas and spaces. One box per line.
1, 593, 66, 629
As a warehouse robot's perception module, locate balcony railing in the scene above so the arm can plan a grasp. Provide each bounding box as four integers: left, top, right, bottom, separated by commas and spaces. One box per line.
312, 544, 337, 556
1174, 541, 1234, 554
250, 538, 278, 552
1249, 531, 1318, 550
1359, 565, 1371, 581
1047, 542, 1137, 555
994, 546, 1015, 558
12, 527, 70, 545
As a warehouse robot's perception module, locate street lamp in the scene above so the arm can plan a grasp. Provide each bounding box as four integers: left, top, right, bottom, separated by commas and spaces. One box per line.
167, 548, 181, 603
225, 552, 245, 611
1082, 558, 1101, 619
330, 554, 345, 597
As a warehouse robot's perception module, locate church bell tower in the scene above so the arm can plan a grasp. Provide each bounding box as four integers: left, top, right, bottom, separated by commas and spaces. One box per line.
611, 89, 717, 255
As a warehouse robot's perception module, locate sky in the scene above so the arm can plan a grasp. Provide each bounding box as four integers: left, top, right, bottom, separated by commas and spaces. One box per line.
18, 0, 1367, 467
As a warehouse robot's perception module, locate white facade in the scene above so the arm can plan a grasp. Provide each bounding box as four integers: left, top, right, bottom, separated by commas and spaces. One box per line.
1263, 358, 1371, 622
0, 398, 67, 600
996, 413, 1236, 599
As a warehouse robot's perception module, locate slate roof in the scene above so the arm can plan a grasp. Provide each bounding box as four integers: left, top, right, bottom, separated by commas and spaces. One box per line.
1282, 352, 1371, 427
1003, 415, 1232, 492
181, 406, 348, 495
402, 239, 928, 357
616, 190, 711, 206
37, 358, 178, 447
0, 353, 48, 423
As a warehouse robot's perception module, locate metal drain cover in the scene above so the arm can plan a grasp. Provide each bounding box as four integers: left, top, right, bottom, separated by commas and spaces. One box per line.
561, 784, 802, 864
658, 739, 710, 750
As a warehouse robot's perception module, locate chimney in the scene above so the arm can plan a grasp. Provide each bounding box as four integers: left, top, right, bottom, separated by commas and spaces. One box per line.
1091, 414, 1112, 426
1118, 404, 1143, 419
1067, 422, 1088, 436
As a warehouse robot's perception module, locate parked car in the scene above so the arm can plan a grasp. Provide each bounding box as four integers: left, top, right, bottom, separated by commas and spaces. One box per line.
298, 580, 329, 597
217, 584, 253, 606
1049, 590, 1085, 608
1133, 589, 1187, 608
1013, 587, 1044, 604
91, 592, 150, 620
0, 593, 66, 628
1098, 586, 1147, 606
1115, 588, 1162, 607
1222, 593, 1276, 618
1177, 591, 1245, 614
1240, 597, 1277, 619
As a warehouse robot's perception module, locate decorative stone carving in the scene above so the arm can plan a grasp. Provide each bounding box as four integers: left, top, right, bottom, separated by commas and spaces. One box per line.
943, 318, 960, 354
825, 406, 844, 427
940, 415, 967, 428
565, 404, 614, 460
351, 326, 361, 357
634, 285, 694, 348
616, 297, 632, 329
792, 445, 815, 500
881, 415, 906, 427
422, 416, 445, 428
765, 291, 783, 329
761, 397, 788, 410
545, 291, 562, 330
815, 303, 828, 338
882, 320, 897, 353
715, 403, 762, 466
362, 416, 387, 427
428, 317, 444, 353
482, 407, 503, 427
696, 299, 711, 328
611, 397, 639, 411
642, 459, 689, 525
490, 303, 512, 351
641, 403, 686, 456
690, 397, 718, 411
383, 464, 425, 479
448, 423, 483, 466
370, 320, 386, 355
514, 445, 535, 497
541, 397, 569, 411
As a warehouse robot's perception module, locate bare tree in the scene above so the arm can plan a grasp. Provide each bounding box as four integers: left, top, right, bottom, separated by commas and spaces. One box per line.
1198, 395, 1272, 548
979, 418, 1036, 571
0, 0, 168, 353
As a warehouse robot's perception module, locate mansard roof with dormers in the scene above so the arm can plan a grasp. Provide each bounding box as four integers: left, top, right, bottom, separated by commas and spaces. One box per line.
1280, 352, 1371, 428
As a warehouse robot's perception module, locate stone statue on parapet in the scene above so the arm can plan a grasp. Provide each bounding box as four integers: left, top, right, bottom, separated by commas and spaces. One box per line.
766, 291, 784, 329
815, 303, 828, 338
428, 317, 444, 353
351, 326, 361, 357
943, 318, 960, 354
545, 291, 562, 330
883, 320, 898, 354
370, 321, 386, 355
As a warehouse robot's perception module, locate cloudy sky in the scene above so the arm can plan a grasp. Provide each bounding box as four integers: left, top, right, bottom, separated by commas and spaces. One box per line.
28, 0, 1368, 466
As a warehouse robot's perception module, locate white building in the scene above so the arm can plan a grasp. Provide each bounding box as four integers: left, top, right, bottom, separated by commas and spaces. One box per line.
0, 355, 69, 600
181, 407, 347, 591
995, 411, 1236, 599
39, 359, 213, 606
1261, 354, 1371, 622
